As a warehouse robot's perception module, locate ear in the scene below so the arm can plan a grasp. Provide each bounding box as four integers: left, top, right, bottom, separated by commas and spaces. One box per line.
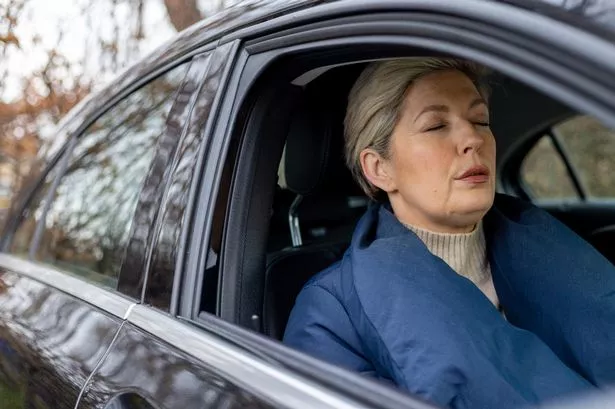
359, 148, 396, 193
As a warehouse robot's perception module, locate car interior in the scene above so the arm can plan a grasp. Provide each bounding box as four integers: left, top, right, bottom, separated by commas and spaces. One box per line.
213, 50, 615, 342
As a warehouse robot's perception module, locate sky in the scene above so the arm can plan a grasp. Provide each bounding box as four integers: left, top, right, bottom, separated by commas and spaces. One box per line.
2, 0, 220, 103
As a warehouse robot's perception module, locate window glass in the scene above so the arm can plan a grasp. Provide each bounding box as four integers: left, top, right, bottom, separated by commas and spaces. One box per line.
24, 65, 188, 290
555, 115, 615, 198
9, 171, 57, 257
521, 136, 578, 200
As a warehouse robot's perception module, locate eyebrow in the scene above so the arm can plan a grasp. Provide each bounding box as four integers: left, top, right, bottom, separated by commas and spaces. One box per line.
413, 97, 488, 123
469, 97, 487, 110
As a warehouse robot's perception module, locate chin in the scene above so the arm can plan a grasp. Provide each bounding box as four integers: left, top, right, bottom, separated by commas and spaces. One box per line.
456, 189, 495, 217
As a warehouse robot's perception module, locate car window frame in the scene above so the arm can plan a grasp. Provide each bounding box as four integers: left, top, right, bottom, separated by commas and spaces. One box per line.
140, 44, 234, 312
549, 126, 588, 198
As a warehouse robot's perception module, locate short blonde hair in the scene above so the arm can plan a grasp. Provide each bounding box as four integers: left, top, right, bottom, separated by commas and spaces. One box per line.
344, 57, 491, 200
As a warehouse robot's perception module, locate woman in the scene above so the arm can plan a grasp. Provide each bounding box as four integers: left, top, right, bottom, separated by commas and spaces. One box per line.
283, 58, 615, 409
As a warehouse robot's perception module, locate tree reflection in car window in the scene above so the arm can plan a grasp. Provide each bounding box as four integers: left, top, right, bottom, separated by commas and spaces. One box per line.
26, 65, 188, 290
9, 170, 58, 258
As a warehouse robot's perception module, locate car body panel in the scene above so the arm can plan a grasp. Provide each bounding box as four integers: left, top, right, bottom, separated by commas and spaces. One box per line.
76, 315, 273, 409
529, 0, 615, 37
0, 257, 128, 408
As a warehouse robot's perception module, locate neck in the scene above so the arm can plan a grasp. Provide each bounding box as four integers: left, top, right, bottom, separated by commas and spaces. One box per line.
394, 212, 477, 234
404, 221, 478, 235
387, 198, 483, 234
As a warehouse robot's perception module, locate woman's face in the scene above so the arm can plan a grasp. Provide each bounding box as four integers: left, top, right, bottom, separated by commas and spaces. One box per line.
365, 69, 496, 233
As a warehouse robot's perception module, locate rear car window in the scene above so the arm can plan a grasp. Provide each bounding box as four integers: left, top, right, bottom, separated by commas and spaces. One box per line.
9, 64, 188, 290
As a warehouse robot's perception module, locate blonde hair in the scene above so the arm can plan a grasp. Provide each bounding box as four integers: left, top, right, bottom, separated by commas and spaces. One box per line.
344, 57, 491, 200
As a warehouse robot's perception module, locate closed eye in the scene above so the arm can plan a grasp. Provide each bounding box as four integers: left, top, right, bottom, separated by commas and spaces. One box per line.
425, 124, 446, 132
474, 122, 490, 127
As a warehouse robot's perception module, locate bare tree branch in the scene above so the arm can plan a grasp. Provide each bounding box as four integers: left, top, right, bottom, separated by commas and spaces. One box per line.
0, 0, 207, 219
163, 0, 203, 32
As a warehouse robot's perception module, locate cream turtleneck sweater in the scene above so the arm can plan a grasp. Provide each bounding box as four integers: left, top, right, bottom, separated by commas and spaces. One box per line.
404, 221, 500, 307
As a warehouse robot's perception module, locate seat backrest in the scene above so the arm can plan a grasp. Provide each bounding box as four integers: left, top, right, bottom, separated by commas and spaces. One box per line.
263, 242, 348, 339
262, 73, 364, 339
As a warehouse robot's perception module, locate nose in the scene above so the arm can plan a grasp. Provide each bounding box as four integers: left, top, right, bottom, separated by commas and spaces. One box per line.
457, 122, 484, 155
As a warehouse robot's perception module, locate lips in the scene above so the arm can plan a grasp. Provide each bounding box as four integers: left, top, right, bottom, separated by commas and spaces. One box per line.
456, 165, 490, 183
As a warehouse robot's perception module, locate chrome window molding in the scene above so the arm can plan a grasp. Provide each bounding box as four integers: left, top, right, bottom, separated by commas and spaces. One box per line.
0, 253, 136, 319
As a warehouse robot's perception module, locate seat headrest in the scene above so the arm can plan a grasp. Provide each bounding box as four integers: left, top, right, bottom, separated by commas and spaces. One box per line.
284, 93, 361, 197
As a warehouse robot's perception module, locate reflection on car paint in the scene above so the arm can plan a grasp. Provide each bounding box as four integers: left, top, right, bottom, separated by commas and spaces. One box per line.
539, 0, 615, 32
103, 393, 159, 409
77, 322, 272, 409
0, 270, 122, 409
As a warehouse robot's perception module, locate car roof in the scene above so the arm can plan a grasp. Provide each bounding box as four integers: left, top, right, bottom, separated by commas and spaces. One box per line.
165, 0, 615, 57
501, 0, 615, 40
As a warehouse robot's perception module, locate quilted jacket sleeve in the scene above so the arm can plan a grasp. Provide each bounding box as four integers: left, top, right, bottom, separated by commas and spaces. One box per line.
283, 284, 381, 378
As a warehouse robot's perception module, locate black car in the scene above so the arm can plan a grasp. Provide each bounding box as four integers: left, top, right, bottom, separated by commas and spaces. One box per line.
1, 1, 615, 408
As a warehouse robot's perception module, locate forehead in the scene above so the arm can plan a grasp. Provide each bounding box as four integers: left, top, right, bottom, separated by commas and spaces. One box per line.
405, 70, 483, 106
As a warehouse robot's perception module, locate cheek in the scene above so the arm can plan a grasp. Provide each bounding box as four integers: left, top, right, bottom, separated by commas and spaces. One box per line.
393, 143, 428, 177
395, 142, 454, 183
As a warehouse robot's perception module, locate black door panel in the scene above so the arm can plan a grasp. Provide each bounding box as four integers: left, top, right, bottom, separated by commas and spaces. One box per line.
0, 269, 123, 409
77, 320, 273, 409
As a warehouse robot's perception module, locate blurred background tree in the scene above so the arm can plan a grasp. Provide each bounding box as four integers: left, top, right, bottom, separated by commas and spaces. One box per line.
0, 0, 224, 220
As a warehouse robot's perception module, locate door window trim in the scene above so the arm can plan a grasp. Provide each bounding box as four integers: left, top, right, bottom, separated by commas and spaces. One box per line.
127, 303, 422, 409
245, 19, 615, 129
169, 41, 242, 317
0, 253, 136, 319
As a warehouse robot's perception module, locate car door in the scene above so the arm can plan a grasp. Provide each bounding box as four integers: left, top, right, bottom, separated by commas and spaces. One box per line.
0, 54, 195, 409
